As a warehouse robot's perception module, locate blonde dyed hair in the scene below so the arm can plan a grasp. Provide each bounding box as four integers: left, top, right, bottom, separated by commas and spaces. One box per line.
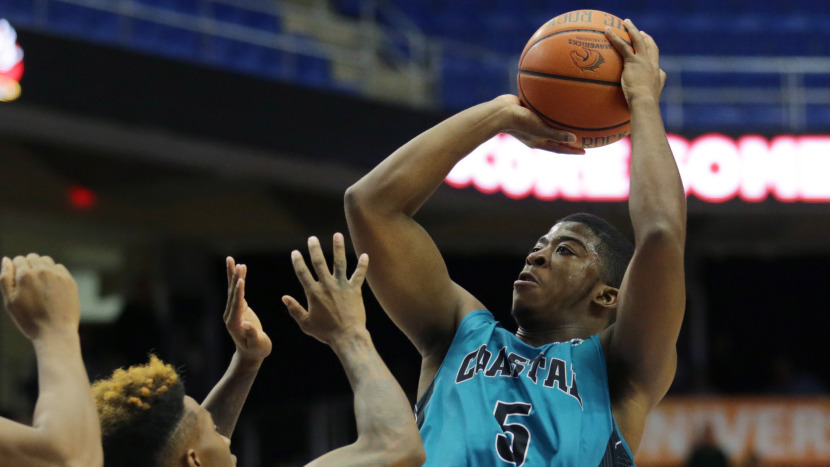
93, 355, 186, 467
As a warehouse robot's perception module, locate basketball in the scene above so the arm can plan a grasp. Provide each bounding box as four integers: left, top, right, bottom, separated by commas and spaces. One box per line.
518, 10, 632, 148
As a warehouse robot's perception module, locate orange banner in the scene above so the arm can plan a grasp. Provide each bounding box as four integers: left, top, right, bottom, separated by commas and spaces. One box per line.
636, 397, 830, 466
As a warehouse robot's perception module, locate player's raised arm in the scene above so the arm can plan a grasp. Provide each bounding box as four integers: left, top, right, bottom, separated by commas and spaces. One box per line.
0, 255, 103, 467
201, 257, 273, 438
345, 96, 581, 361
283, 233, 426, 467
603, 21, 687, 449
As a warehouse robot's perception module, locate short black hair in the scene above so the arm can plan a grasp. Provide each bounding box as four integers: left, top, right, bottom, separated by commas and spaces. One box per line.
93, 355, 186, 467
558, 213, 633, 288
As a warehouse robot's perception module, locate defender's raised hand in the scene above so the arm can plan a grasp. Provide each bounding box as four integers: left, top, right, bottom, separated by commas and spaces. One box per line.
0, 254, 80, 341
605, 19, 666, 104
0, 254, 103, 466
224, 257, 272, 362
283, 233, 369, 346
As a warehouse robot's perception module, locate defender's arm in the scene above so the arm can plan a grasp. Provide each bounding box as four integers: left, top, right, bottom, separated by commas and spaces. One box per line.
0, 256, 103, 467
202, 258, 272, 438
284, 234, 426, 467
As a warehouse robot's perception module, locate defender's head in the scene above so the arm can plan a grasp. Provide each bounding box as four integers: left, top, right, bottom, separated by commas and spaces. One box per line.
511, 213, 634, 335
93, 355, 236, 467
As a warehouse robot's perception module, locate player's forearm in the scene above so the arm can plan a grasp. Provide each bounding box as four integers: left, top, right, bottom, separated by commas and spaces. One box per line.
201, 351, 262, 438
346, 99, 507, 217
30, 332, 103, 466
627, 94, 686, 241
329, 330, 425, 463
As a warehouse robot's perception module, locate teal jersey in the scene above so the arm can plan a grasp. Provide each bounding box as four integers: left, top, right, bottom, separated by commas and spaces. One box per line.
415, 310, 635, 466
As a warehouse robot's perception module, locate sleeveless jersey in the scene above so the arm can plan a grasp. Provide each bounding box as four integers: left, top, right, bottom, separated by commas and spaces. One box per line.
415, 309, 635, 466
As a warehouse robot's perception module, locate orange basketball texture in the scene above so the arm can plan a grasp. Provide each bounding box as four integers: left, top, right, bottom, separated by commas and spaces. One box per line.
518, 10, 632, 148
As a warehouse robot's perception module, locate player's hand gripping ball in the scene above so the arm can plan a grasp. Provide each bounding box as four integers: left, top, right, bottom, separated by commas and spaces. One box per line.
518, 10, 633, 148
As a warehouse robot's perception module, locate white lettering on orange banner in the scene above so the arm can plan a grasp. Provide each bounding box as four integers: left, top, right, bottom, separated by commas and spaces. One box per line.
445, 134, 830, 203
636, 397, 830, 466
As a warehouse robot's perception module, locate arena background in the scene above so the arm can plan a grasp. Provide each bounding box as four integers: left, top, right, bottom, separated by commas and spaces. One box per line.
0, 1, 828, 465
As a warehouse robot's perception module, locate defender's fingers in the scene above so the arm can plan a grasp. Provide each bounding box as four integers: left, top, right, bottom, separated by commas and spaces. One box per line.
226, 257, 235, 287
226, 279, 246, 323
306, 236, 330, 281
39, 256, 55, 267
25, 253, 43, 270
13, 255, 30, 277
332, 233, 347, 279
282, 295, 308, 324
349, 253, 369, 286
55, 263, 70, 280
290, 250, 316, 289
53, 263, 73, 281
641, 32, 660, 68
233, 289, 249, 326
224, 272, 239, 321
0, 257, 13, 300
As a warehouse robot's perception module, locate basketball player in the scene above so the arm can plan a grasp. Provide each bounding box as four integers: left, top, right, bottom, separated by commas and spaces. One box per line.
0, 254, 103, 466
94, 235, 425, 466
345, 19, 684, 465
92, 256, 266, 466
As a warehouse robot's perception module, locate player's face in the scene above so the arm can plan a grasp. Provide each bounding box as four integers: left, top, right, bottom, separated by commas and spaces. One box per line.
511, 222, 604, 327
183, 396, 237, 467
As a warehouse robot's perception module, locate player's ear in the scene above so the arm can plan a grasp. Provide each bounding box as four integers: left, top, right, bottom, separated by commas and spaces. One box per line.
186, 449, 202, 467
593, 285, 618, 310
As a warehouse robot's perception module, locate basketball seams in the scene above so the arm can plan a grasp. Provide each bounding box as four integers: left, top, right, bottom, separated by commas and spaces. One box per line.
517, 76, 630, 132
518, 30, 632, 68
518, 70, 622, 87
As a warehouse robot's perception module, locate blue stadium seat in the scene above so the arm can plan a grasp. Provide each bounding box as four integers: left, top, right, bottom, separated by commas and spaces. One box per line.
287, 35, 330, 87
130, 19, 201, 59
47, 3, 121, 42
429, 12, 481, 44
684, 103, 786, 130
1, 0, 38, 25
205, 36, 285, 78
211, 3, 280, 32
388, 0, 434, 30
804, 73, 830, 88
680, 72, 781, 89
481, 15, 531, 55
133, 0, 202, 15
333, 0, 362, 19
805, 105, 830, 131
441, 55, 510, 109
295, 53, 330, 87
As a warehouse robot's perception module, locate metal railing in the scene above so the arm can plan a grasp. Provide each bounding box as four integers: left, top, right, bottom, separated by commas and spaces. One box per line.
660, 56, 830, 131
6, 0, 830, 130
9, 0, 439, 107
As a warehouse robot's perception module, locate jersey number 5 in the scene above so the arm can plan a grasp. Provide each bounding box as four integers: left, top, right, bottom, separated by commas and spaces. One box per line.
493, 401, 532, 466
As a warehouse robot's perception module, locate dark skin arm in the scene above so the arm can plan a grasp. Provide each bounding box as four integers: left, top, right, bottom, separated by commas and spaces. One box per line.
0, 255, 103, 467
600, 21, 687, 453
202, 258, 273, 438
345, 96, 581, 396
283, 233, 426, 467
